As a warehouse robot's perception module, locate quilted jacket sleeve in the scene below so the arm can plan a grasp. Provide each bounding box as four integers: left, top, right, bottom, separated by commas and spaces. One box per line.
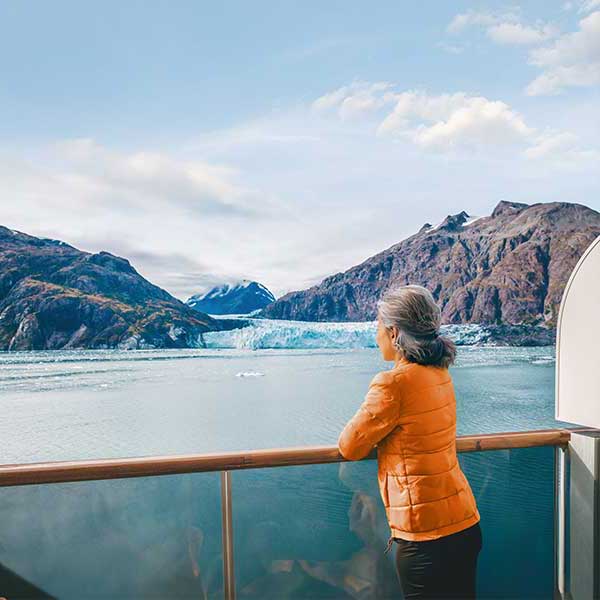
337, 371, 398, 461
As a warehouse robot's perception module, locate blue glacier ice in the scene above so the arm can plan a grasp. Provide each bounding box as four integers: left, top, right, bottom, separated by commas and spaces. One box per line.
203, 316, 490, 350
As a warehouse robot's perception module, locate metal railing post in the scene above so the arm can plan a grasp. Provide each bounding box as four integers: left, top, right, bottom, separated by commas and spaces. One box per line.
554, 445, 567, 599
220, 470, 236, 600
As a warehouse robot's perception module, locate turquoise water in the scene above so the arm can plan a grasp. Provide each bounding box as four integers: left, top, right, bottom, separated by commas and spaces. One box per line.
0, 347, 573, 598
0, 346, 569, 463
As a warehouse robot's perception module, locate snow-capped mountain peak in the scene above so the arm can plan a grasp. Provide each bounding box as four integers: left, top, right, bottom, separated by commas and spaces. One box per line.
186, 279, 275, 315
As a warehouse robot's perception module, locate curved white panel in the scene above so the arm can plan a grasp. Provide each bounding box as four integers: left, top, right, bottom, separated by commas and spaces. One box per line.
556, 235, 600, 428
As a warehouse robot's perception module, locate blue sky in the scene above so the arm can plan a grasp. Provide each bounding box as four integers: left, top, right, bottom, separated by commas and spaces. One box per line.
1, 1, 599, 299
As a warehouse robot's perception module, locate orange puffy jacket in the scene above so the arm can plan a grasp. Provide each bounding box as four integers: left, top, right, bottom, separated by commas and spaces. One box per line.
337, 356, 480, 549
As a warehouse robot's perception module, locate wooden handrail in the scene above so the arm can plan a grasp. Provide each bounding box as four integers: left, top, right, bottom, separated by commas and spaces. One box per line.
0, 427, 592, 488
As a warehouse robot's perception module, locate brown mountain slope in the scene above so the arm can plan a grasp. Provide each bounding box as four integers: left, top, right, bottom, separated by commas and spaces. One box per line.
259, 201, 600, 327
0, 227, 223, 350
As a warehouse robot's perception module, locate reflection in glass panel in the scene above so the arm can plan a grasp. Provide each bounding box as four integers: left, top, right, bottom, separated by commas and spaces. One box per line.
233, 459, 397, 598
463, 445, 555, 599
232, 445, 556, 599
0, 471, 223, 599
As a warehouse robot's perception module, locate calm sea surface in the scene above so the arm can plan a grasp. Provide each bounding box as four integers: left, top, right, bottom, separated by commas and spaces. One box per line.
0, 346, 571, 463
0, 347, 573, 598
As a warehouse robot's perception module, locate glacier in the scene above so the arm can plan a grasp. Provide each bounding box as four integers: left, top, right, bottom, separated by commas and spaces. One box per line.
203, 316, 491, 350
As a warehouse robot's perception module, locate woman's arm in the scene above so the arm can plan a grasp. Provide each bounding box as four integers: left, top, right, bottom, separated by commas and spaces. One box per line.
337, 371, 398, 461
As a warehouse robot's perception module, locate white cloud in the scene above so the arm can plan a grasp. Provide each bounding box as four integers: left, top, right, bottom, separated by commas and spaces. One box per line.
312, 83, 600, 163
317, 87, 534, 152
311, 81, 395, 120
407, 98, 533, 150
446, 8, 599, 95
524, 130, 600, 166
446, 10, 514, 34
526, 11, 600, 95
487, 22, 559, 45
564, 0, 600, 12
524, 131, 579, 158
578, 0, 600, 13
51, 139, 259, 217
447, 9, 558, 46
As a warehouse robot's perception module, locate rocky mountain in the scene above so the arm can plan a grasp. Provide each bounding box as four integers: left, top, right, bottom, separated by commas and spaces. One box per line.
0, 227, 224, 350
187, 279, 275, 315
259, 201, 600, 332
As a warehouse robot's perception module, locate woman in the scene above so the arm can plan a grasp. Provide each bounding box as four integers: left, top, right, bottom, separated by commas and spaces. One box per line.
337, 284, 483, 599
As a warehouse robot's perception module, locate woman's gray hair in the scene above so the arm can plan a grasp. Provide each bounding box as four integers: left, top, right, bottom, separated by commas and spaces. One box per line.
376, 284, 456, 368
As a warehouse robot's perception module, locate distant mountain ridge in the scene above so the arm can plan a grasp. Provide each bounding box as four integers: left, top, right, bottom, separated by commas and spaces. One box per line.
187, 279, 275, 315
0, 227, 223, 350
259, 201, 600, 330
3, 200, 597, 350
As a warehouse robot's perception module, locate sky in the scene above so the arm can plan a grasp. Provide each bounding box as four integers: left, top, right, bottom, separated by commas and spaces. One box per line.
0, 1, 599, 300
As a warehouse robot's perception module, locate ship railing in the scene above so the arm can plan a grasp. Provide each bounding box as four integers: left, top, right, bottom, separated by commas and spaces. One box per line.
0, 427, 591, 599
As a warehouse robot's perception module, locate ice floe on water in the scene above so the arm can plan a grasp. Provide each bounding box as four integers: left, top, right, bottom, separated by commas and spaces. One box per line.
530, 357, 555, 365
235, 371, 265, 377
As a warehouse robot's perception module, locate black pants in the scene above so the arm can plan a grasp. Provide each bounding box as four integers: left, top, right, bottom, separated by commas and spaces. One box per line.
394, 521, 483, 599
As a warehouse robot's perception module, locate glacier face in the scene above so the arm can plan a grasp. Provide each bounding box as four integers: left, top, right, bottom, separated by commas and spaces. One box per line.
203, 317, 491, 350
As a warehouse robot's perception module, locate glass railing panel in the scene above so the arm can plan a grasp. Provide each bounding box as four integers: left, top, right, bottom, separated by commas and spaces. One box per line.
231, 445, 556, 599
0, 471, 223, 599
463, 444, 555, 599
232, 459, 397, 599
